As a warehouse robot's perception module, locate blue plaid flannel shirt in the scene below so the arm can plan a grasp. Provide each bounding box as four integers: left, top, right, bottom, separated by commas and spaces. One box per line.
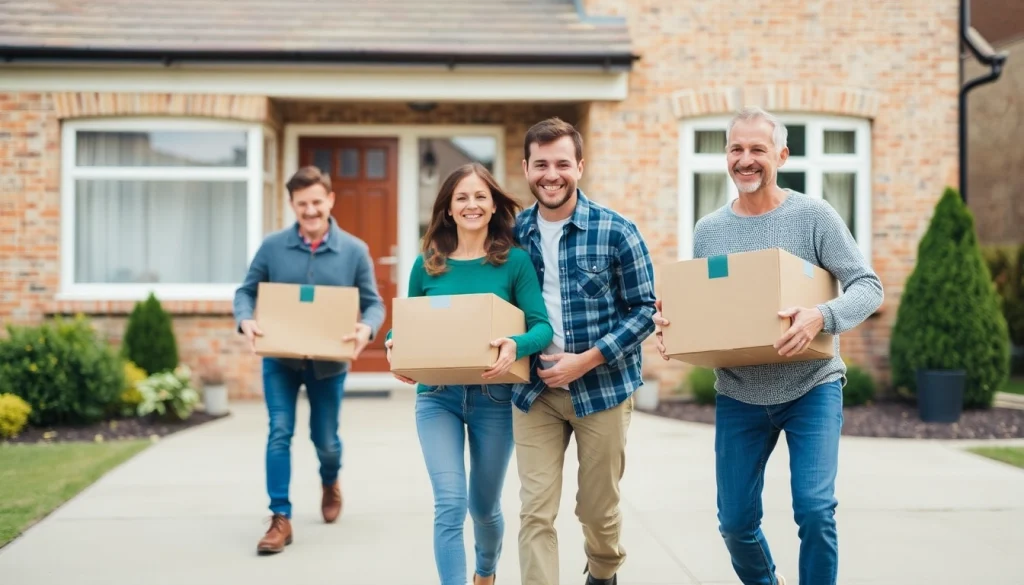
513, 190, 657, 418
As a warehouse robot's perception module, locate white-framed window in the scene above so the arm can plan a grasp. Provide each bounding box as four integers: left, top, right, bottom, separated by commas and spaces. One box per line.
60, 118, 264, 301
262, 127, 279, 235
677, 114, 872, 263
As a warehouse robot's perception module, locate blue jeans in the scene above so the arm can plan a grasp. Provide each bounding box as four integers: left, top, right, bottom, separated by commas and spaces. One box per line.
415, 384, 515, 585
263, 357, 346, 518
715, 380, 844, 585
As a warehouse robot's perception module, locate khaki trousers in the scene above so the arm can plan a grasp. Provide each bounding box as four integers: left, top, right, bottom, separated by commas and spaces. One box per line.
512, 386, 634, 584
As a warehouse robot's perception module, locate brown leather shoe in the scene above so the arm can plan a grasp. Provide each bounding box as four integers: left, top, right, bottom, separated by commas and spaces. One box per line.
322, 481, 342, 523
256, 514, 292, 555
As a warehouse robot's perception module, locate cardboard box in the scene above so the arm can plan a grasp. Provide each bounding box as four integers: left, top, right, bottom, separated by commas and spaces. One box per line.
390, 293, 530, 385
659, 248, 839, 368
253, 282, 360, 362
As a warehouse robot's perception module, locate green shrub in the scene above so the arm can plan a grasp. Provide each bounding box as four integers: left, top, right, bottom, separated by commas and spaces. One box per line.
0, 316, 124, 426
122, 293, 179, 375
890, 187, 1010, 409
137, 365, 200, 421
688, 366, 717, 405
0, 393, 32, 439
842, 362, 876, 407
982, 244, 1024, 350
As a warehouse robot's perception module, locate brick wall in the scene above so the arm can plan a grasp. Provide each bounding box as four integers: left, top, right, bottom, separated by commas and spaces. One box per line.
579, 0, 961, 393
0, 92, 61, 325
0, 92, 277, 399
966, 38, 1024, 245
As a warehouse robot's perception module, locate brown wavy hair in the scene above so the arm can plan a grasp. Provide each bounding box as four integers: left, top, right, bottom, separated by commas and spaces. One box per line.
421, 163, 522, 276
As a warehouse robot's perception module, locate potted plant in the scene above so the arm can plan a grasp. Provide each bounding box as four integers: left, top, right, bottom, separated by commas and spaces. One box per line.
200, 368, 230, 417
889, 187, 1010, 422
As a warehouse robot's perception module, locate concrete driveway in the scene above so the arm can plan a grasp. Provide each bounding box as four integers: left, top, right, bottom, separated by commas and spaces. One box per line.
1, 391, 1022, 584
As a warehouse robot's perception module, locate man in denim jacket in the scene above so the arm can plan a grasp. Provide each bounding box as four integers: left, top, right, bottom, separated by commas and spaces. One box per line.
234, 165, 385, 555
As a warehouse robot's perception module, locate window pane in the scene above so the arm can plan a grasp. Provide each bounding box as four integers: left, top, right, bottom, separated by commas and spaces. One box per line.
823, 173, 856, 235
76, 131, 247, 167
312, 149, 332, 176
263, 131, 277, 177
694, 130, 726, 154
694, 173, 729, 222
263, 179, 278, 236
366, 149, 386, 179
777, 171, 806, 193
74, 179, 248, 284
418, 136, 497, 239
340, 149, 359, 178
786, 125, 806, 157
823, 130, 856, 154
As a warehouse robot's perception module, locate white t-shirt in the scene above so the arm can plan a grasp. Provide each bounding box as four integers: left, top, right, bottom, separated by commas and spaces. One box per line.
536, 214, 570, 386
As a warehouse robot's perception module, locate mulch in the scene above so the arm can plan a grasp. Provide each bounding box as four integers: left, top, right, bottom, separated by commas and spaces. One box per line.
646, 399, 1024, 440
2, 411, 229, 444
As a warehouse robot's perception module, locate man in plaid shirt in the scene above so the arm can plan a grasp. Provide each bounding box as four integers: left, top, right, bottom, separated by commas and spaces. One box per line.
512, 117, 657, 585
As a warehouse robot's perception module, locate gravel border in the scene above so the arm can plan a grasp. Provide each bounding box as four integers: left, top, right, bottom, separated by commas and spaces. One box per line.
3, 411, 228, 444
646, 400, 1024, 440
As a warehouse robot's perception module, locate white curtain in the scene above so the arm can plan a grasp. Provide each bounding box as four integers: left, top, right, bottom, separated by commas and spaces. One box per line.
823, 173, 855, 232
823, 130, 855, 155
822, 131, 857, 233
695, 130, 726, 154
694, 173, 729, 220
693, 131, 729, 222
76, 131, 246, 167
74, 133, 248, 284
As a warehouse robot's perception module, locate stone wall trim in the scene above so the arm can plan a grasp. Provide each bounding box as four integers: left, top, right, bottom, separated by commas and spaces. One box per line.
53, 92, 273, 124
670, 84, 884, 120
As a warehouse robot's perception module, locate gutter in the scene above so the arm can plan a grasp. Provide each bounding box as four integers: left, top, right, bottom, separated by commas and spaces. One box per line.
0, 45, 638, 72
959, 0, 1009, 204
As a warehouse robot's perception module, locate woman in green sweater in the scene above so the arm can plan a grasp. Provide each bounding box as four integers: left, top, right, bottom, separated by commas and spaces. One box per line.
385, 162, 552, 585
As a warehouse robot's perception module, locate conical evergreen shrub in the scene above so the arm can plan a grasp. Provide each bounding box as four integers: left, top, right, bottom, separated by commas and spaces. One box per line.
122, 293, 179, 375
889, 187, 1010, 408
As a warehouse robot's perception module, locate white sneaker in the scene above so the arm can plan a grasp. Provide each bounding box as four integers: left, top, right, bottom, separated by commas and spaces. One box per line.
775, 574, 787, 585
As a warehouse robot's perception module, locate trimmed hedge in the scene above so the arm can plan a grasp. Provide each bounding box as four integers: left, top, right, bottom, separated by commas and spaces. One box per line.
889, 188, 1010, 409
121, 293, 179, 375
842, 362, 876, 407
688, 366, 717, 405
0, 316, 124, 426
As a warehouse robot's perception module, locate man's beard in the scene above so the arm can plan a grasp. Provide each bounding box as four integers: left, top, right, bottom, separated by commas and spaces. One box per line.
531, 182, 575, 210
731, 166, 770, 194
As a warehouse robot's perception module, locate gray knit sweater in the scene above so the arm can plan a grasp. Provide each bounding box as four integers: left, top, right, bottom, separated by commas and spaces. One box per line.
692, 190, 884, 405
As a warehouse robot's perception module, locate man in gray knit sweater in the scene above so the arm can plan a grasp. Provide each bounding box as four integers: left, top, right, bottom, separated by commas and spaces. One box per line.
654, 107, 883, 585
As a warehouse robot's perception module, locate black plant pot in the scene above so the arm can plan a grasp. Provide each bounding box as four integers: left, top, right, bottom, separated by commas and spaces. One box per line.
1010, 343, 1024, 376
916, 369, 965, 423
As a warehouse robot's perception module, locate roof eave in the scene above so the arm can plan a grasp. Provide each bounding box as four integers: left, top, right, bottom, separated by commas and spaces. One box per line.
0, 46, 639, 71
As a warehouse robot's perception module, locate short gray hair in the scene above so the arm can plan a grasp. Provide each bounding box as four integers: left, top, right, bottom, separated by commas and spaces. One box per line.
727, 106, 788, 152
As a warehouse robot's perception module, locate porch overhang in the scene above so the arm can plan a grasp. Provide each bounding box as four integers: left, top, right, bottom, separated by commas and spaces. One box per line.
0, 61, 631, 102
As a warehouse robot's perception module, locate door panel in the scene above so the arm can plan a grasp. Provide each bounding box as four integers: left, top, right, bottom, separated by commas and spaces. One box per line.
299, 136, 398, 373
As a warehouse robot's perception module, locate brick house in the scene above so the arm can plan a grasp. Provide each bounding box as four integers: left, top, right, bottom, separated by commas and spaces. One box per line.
0, 0, 973, 398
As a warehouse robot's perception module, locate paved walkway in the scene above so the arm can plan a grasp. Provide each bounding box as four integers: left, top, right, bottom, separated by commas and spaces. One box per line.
2, 391, 1023, 584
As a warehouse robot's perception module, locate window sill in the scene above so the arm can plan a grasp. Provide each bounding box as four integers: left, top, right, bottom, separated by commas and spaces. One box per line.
45, 299, 235, 317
